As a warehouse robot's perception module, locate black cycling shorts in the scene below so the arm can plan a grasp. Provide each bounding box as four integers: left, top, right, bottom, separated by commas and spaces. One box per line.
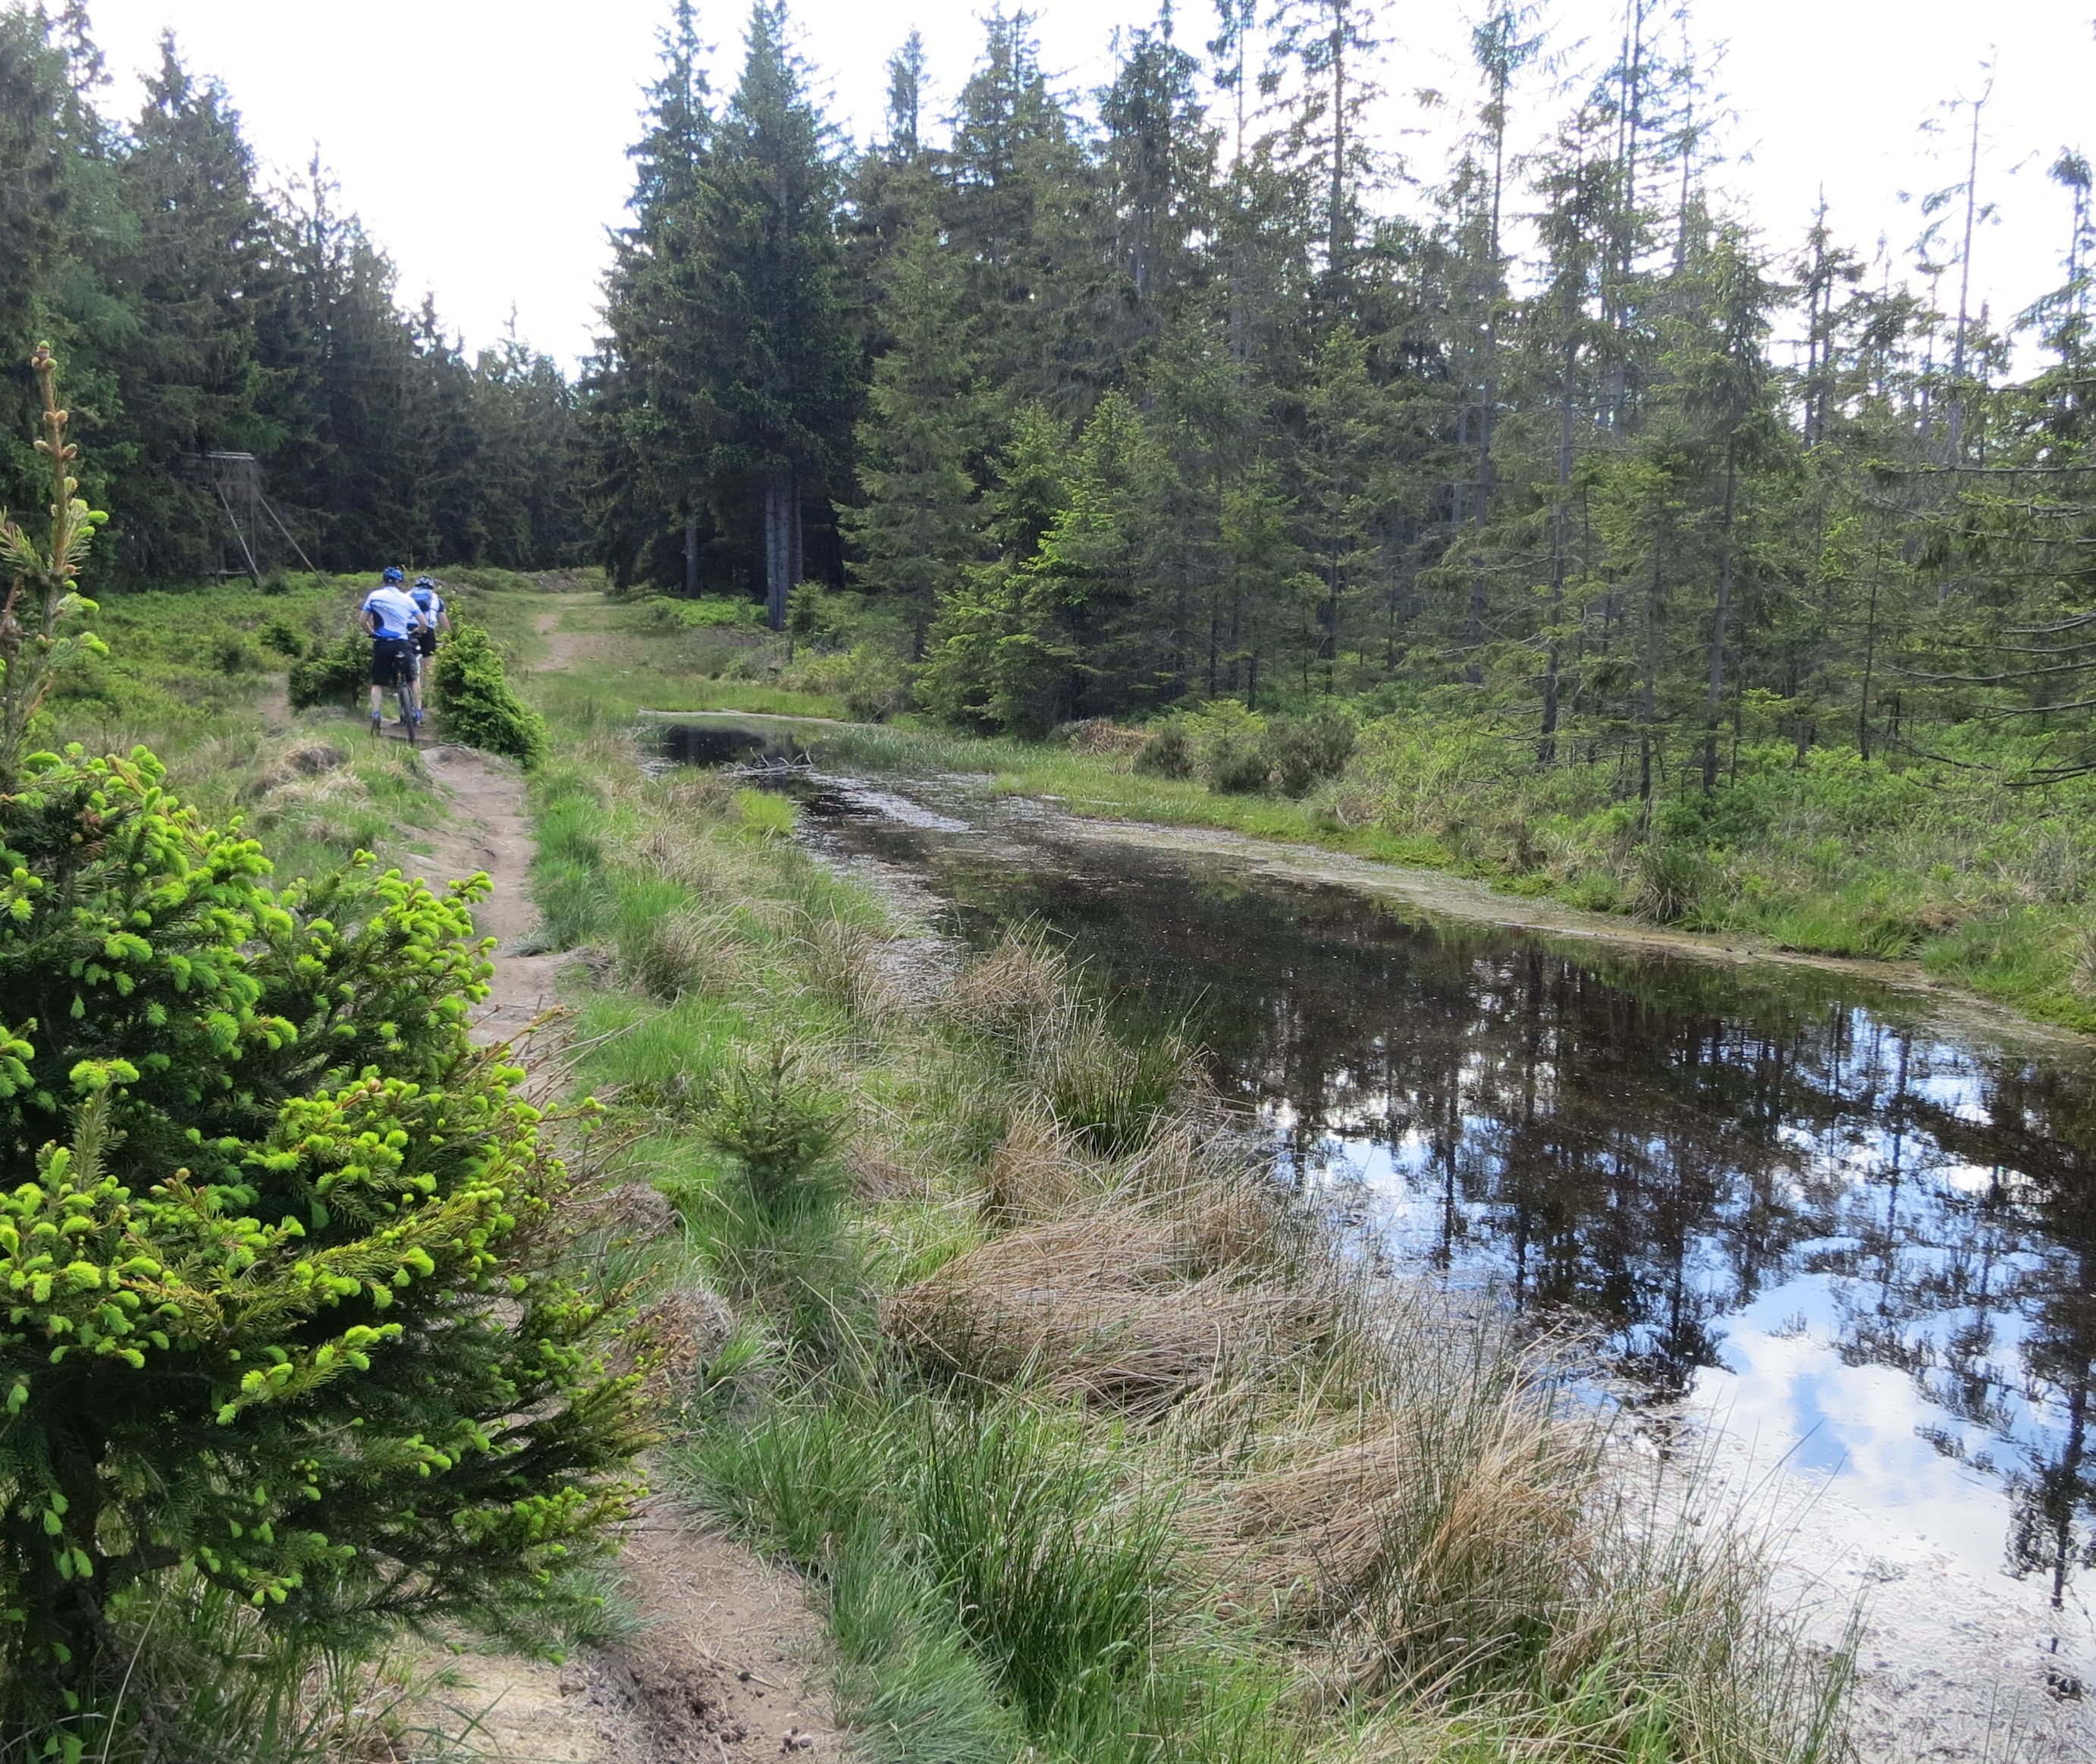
415, 628, 438, 658
371, 636, 416, 687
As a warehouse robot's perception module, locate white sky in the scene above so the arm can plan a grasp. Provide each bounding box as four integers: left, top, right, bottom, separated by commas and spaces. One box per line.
81, 1, 2096, 369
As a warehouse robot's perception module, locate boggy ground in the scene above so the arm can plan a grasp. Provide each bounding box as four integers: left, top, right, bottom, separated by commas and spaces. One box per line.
508, 716, 1863, 1764
538, 583, 2096, 1039
143, 577, 2065, 1762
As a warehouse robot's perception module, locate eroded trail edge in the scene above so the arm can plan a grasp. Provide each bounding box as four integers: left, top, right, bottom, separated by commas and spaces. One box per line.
400, 731, 842, 1762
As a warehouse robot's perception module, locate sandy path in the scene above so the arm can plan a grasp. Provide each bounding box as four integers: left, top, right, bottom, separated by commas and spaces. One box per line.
393, 598, 842, 1764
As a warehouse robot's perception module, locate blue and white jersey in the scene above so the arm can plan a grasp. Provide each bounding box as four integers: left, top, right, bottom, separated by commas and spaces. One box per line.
411, 586, 445, 624
362, 585, 423, 639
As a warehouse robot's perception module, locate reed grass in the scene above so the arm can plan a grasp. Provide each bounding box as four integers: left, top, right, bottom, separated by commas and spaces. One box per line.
524, 710, 1862, 1764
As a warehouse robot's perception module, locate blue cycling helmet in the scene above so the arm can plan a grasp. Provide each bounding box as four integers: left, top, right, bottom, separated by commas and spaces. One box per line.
381, 565, 406, 584
413, 576, 437, 590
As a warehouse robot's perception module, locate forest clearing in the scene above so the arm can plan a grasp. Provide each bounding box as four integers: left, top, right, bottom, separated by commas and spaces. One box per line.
4, 0, 2096, 1759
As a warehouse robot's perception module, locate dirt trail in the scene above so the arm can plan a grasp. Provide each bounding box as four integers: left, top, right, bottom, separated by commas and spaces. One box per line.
394, 600, 842, 1764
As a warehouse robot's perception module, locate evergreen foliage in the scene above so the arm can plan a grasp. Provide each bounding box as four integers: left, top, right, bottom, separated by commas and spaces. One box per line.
286, 633, 367, 711
0, 357, 643, 1744
0, 7, 585, 579
431, 621, 551, 767
586, 0, 2096, 832
591, 1, 855, 627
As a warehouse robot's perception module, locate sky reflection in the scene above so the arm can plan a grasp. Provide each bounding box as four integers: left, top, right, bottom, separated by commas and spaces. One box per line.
789, 777, 2096, 1615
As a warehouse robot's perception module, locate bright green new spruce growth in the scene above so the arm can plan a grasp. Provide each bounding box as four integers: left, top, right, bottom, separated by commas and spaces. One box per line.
0, 347, 107, 782
0, 356, 649, 1750
432, 620, 548, 766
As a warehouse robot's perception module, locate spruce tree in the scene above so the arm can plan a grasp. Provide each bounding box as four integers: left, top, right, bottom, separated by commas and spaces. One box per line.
688, 1, 858, 627
610, 0, 715, 592
943, 10, 1097, 410
1097, 11, 1215, 369
0, 14, 74, 510
1265, 0, 1388, 294
108, 36, 275, 574
842, 221, 987, 653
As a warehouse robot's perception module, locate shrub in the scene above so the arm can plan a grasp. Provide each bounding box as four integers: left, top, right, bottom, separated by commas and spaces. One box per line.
211, 631, 264, 674
258, 615, 306, 658
0, 360, 646, 1746
287, 632, 367, 710
704, 1042, 845, 1220
1188, 702, 1271, 793
1261, 711, 1355, 796
0, 751, 651, 1738
781, 643, 911, 720
431, 620, 548, 765
1132, 721, 1191, 778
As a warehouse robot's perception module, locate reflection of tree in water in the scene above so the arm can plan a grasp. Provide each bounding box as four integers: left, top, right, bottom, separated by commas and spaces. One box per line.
824, 814, 2096, 1604
1905, 1069, 2096, 1602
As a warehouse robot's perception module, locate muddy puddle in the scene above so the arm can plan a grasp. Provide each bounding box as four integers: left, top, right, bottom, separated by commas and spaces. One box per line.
667, 725, 2096, 1758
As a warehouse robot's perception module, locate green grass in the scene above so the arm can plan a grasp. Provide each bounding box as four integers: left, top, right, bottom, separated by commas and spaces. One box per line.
512, 679, 1859, 1764
677, 715, 2096, 1035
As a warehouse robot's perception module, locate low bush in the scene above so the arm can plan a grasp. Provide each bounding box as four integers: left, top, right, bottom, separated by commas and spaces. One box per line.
624, 594, 765, 632
287, 631, 368, 710
0, 363, 645, 1750
782, 642, 911, 720
1263, 709, 1355, 796
1191, 701, 1272, 793
1133, 720, 1192, 778
258, 614, 306, 657
0, 745, 654, 1740
212, 630, 264, 673
704, 1041, 847, 1219
432, 620, 549, 764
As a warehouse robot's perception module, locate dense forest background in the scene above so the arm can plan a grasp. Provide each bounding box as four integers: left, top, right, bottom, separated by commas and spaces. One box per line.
0, 2, 585, 576
14, 0, 2096, 799
588, 0, 2096, 795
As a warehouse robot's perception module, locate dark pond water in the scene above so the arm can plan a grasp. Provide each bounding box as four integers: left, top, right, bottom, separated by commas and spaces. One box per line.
658, 722, 811, 768
671, 727, 2096, 1659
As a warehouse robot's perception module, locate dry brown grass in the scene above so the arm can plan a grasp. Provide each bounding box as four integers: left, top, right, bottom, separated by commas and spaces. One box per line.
610, 810, 745, 898
886, 1232, 1323, 1414
1059, 717, 1150, 763
978, 1105, 1095, 1225
887, 1110, 1332, 1415
794, 909, 908, 1021
943, 926, 1075, 1045
244, 734, 350, 799
882, 1034, 1843, 1758
1219, 1388, 1598, 1681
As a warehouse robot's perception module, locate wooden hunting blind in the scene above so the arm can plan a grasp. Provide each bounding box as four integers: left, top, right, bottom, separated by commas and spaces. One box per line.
177, 450, 315, 582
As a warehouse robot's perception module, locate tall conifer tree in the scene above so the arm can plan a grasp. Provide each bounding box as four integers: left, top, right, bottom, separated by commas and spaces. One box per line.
690, 1, 857, 627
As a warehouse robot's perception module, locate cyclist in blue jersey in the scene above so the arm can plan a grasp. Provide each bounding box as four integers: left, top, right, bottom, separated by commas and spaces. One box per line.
361, 566, 425, 736
409, 576, 451, 698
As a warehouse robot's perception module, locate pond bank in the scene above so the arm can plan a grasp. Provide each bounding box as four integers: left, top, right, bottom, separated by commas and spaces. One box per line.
742, 758, 2096, 1764
521, 719, 1875, 1764
639, 707, 2094, 1056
